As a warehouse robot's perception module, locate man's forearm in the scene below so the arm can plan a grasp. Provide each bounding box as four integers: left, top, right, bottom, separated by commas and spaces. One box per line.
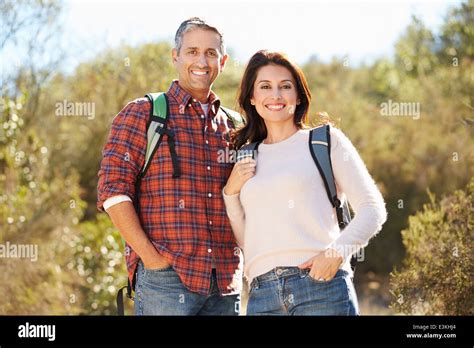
106, 201, 166, 267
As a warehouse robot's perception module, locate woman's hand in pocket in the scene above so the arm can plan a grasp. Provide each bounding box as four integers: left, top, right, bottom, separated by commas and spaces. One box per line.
297, 248, 343, 281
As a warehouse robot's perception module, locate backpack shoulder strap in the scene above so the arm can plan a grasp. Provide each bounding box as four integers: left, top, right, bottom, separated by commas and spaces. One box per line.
237, 141, 260, 161
309, 125, 351, 228
309, 125, 356, 271
309, 125, 338, 206
220, 106, 245, 128
141, 92, 169, 177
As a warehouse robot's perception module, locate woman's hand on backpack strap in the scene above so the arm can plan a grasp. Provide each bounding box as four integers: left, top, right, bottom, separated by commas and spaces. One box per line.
224, 157, 257, 195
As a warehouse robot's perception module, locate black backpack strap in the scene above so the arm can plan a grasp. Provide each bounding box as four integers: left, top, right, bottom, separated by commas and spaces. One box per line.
237, 141, 260, 161
116, 266, 136, 315
309, 125, 356, 271
116, 285, 127, 316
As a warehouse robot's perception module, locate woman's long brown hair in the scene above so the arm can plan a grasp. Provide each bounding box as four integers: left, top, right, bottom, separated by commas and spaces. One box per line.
233, 50, 312, 150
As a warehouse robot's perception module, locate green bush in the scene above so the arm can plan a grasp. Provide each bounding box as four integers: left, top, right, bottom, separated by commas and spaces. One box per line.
389, 178, 474, 315
69, 213, 129, 315
0, 95, 86, 315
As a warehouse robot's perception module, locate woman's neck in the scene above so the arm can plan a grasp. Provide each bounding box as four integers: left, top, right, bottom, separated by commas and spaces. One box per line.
263, 123, 298, 144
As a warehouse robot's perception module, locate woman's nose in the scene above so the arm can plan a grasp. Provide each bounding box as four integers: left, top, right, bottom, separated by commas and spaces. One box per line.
271, 89, 282, 99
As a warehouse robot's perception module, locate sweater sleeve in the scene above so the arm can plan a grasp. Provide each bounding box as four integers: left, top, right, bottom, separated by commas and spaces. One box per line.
222, 188, 246, 248
328, 127, 388, 263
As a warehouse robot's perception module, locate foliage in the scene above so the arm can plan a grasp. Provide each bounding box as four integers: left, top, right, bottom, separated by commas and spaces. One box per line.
0, 94, 86, 314
1, 0, 473, 314
389, 178, 474, 315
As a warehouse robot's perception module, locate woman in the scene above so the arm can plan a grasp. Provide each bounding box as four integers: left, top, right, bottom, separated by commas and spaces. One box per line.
223, 50, 387, 315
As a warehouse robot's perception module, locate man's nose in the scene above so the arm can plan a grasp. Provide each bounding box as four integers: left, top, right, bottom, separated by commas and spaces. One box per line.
197, 53, 208, 67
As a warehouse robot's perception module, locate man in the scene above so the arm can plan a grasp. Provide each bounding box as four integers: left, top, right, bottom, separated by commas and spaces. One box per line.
97, 17, 242, 315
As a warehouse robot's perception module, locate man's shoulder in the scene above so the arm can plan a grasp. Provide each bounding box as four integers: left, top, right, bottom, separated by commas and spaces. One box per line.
111, 97, 152, 127
116, 97, 151, 119
123, 96, 151, 111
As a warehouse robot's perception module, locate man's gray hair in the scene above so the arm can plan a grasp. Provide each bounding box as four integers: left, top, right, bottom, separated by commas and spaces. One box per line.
174, 17, 226, 56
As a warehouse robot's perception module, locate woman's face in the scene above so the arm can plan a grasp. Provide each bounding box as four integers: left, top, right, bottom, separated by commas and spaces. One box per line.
250, 64, 300, 124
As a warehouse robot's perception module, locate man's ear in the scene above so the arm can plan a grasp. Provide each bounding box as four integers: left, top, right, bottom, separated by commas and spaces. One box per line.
220, 54, 229, 71
172, 48, 179, 65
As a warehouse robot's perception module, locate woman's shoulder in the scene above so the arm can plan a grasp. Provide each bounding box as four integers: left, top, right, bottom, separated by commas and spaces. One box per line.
307, 124, 347, 143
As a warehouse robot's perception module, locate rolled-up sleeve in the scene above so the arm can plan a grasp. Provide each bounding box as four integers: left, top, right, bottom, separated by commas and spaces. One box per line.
97, 99, 149, 212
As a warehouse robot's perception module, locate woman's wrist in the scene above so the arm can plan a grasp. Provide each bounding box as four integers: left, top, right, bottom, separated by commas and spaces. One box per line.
223, 185, 239, 196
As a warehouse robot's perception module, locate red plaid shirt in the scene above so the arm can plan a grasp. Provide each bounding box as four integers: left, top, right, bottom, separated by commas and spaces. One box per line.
97, 80, 242, 295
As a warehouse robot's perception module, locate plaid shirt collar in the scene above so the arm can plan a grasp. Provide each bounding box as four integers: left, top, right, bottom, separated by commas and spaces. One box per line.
168, 80, 221, 114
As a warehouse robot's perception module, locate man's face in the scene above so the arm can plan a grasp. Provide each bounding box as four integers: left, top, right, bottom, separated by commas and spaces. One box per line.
172, 28, 228, 99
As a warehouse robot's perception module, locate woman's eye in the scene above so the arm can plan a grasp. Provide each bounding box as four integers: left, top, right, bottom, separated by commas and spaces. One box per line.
261, 85, 270, 89
282, 85, 292, 89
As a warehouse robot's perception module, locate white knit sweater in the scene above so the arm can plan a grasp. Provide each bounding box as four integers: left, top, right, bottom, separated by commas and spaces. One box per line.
223, 127, 387, 284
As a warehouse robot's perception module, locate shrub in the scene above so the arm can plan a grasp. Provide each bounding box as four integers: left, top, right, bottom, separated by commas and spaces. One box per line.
389, 178, 474, 315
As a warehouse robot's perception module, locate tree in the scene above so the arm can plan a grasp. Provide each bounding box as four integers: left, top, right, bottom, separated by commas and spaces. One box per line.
394, 15, 438, 77
438, 0, 474, 64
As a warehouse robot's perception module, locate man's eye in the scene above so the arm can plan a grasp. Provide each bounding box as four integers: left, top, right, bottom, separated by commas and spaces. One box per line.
188, 50, 197, 55
208, 51, 217, 56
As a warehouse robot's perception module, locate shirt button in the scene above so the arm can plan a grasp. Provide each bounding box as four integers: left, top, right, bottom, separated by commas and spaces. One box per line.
276, 269, 283, 276
208, 193, 212, 198
188, 104, 191, 107
201, 115, 205, 119
205, 140, 209, 145
193, 98, 197, 102
208, 248, 212, 253
207, 166, 211, 171
209, 221, 213, 225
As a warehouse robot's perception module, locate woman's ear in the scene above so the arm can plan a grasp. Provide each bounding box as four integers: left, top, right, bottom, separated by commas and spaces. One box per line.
296, 99, 301, 105
250, 98, 255, 106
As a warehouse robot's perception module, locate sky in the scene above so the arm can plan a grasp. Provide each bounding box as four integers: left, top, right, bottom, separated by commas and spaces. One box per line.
59, 0, 462, 70
0, 0, 463, 76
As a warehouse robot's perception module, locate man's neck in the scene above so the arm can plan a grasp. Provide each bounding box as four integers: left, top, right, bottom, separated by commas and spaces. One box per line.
178, 83, 211, 104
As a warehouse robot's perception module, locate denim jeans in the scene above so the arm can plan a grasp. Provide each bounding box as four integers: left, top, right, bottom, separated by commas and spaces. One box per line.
134, 260, 240, 315
247, 267, 359, 315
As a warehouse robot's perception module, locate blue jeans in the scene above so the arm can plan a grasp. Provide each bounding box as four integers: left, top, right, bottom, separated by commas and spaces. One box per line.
134, 261, 240, 315
247, 267, 359, 315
